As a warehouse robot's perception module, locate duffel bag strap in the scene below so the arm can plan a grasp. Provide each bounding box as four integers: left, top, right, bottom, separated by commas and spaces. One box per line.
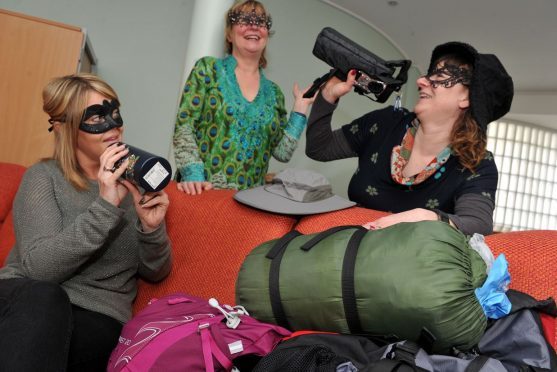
267, 227, 368, 331
506, 290, 557, 316
416, 327, 436, 354
301, 225, 367, 251
370, 341, 427, 372
372, 359, 420, 372
464, 355, 490, 372
266, 230, 302, 330
342, 228, 368, 334
265, 230, 302, 259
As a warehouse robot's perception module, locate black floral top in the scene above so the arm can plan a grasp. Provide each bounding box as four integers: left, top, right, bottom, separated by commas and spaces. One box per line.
341, 106, 498, 213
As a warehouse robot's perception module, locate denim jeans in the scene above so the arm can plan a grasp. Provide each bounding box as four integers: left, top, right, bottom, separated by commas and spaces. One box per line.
0, 278, 122, 372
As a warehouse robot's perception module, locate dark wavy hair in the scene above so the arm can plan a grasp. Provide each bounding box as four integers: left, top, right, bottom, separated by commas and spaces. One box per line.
434, 55, 487, 172
450, 110, 487, 172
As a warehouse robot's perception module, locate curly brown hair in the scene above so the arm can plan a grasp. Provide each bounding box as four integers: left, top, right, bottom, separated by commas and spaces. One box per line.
450, 110, 487, 172
432, 54, 487, 172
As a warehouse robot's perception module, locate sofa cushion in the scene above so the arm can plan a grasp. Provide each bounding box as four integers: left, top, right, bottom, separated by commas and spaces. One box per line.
133, 184, 297, 313
0, 162, 26, 224
0, 211, 16, 266
295, 206, 389, 234
486, 230, 557, 349
0, 162, 25, 267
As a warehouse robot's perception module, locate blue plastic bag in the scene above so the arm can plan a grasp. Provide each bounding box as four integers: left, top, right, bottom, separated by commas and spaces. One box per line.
474, 254, 512, 319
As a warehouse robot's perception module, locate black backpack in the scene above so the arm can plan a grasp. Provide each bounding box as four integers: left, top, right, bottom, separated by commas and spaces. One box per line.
251, 291, 557, 372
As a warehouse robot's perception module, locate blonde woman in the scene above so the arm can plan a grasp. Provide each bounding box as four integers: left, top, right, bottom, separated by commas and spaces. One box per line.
0, 74, 172, 371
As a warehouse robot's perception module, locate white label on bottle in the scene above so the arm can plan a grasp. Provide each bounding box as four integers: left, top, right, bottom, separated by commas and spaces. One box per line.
143, 162, 169, 189
228, 340, 243, 354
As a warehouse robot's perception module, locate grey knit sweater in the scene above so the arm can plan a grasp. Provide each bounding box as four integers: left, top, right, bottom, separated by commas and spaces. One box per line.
0, 160, 172, 323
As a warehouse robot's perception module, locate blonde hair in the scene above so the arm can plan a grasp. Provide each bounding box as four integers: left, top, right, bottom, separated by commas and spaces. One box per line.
224, 0, 271, 68
42, 73, 119, 190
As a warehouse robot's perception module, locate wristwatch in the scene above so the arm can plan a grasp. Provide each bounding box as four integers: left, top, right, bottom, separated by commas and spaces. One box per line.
432, 209, 450, 224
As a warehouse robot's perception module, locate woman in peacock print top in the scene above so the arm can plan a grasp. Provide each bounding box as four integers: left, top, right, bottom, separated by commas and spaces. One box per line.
173, 0, 315, 195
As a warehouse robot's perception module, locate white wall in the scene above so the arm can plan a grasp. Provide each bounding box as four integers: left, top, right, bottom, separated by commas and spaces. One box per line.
1, 0, 418, 197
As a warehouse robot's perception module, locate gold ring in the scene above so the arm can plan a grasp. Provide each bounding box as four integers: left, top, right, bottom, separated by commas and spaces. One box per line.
103, 166, 115, 173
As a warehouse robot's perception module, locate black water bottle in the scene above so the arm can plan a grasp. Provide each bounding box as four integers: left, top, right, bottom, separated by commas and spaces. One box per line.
115, 143, 172, 192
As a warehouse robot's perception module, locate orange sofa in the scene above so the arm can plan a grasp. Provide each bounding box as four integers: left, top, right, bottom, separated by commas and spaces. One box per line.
0, 161, 555, 351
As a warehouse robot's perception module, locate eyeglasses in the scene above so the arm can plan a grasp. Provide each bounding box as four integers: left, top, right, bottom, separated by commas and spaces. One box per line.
354, 71, 388, 96
228, 9, 272, 30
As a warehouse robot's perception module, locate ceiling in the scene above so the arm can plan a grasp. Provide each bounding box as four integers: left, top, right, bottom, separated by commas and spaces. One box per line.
324, 0, 557, 130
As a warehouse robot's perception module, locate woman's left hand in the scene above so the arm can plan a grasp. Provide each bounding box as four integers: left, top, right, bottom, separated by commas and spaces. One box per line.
98, 143, 130, 207
122, 180, 170, 233
292, 83, 317, 115
363, 208, 438, 230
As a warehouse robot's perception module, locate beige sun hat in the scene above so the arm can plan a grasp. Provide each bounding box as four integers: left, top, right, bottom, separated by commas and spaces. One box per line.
233, 168, 355, 215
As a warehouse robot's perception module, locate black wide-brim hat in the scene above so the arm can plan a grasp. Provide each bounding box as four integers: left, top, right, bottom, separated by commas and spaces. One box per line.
428, 42, 514, 132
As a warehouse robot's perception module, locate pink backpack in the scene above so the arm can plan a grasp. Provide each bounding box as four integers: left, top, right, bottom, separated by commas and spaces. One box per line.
107, 293, 291, 372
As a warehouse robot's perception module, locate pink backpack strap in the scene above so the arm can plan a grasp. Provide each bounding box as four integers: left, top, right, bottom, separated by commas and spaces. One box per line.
126, 317, 223, 370
200, 324, 233, 372
200, 324, 215, 372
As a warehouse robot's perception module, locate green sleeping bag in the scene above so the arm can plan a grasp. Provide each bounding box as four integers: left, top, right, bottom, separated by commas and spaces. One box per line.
236, 221, 487, 354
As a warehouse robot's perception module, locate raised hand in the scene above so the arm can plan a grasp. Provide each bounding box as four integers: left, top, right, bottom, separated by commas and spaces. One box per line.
321, 69, 357, 104
292, 82, 317, 115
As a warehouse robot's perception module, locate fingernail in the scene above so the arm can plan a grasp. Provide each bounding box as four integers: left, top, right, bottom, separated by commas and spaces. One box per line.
350, 69, 356, 75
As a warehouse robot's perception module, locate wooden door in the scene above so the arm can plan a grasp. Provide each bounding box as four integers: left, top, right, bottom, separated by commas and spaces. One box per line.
0, 9, 89, 166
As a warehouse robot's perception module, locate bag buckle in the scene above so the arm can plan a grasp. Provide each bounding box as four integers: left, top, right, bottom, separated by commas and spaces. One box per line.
198, 322, 210, 334
387, 341, 420, 365
209, 298, 242, 329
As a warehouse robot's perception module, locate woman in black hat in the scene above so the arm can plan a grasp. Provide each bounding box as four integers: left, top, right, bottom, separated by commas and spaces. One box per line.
306, 42, 513, 235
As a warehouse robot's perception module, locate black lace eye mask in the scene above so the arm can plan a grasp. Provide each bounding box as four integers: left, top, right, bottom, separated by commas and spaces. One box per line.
425, 64, 472, 88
